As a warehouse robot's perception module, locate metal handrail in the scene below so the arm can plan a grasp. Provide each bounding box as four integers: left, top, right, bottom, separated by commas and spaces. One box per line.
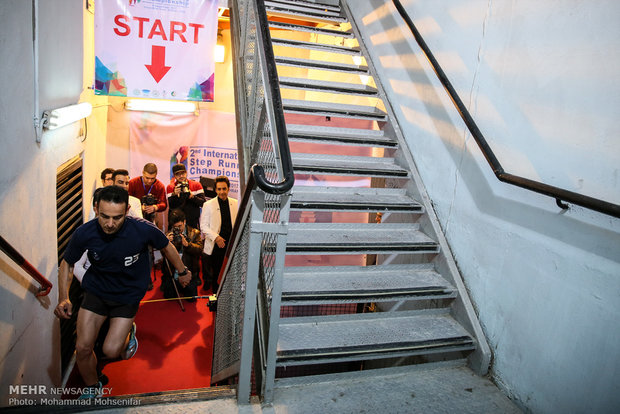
392, 0, 620, 219
0, 235, 53, 296
215, 0, 295, 292
251, 0, 295, 195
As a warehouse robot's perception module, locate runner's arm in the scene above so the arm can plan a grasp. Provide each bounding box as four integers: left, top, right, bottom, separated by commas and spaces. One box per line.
54, 259, 74, 319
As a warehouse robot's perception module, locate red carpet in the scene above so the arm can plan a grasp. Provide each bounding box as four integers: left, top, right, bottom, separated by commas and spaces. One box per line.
65, 270, 215, 397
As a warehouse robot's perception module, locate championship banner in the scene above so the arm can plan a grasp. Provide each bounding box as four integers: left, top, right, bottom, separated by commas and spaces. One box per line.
129, 110, 239, 199
95, 0, 218, 102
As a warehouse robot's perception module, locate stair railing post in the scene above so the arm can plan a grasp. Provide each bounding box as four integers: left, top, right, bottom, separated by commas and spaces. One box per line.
261, 193, 291, 403
237, 190, 266, 403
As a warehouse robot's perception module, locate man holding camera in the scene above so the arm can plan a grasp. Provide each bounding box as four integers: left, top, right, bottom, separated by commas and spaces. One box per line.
166, 163, 206, 230
161, 209, 203, 301
128, 163, 167, 227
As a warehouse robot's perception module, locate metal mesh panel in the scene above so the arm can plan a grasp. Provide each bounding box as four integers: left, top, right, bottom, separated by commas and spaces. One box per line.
253, 78, 284, 320
260, 227, 278, 317
211, 218, 251, 378
261, 192, 283, 316
214, 0, 292, 397
241, 2, 265, 162
280, 304, 359, 318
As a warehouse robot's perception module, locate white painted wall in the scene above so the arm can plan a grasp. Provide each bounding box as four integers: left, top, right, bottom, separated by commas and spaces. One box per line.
349, 1, 620, 413
0, 0, 108, 406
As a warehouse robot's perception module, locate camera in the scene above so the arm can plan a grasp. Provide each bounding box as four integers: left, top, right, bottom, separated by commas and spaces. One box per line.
141, 193, 157, 206
172, 226, 183, 246
177, 182, 190, 193
141, 193, 158, 221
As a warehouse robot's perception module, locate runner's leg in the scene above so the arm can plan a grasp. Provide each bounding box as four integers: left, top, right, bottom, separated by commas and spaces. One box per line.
76, 308, 107, 386
102, 317, 136, 359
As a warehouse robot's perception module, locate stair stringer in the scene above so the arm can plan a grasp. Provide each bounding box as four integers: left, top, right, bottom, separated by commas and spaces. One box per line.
341, 0, 491, 376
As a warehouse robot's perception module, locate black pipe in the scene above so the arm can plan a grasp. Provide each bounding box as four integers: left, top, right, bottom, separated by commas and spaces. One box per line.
0, 234, 53, 296
252, 0, 295, 195
392, 0, 620, 218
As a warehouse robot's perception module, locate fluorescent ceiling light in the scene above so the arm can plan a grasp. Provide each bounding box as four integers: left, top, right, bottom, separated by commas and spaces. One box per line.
45, 102, 92, 130
125, 99, 197, 113
215, 30, 225, 63
214, 44, 226, 63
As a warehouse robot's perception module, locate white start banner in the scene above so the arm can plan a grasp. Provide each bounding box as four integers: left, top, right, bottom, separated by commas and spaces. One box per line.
94, 0, 218, 102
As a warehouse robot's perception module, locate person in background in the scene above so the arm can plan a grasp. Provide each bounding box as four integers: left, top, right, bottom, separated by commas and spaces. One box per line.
200, 176, 238, 293
112, 169, 142, 218
162, 209, 203, 301
54, 186, 190, 399
166, 163, 206, 230
127, 163, 167, 225
74, 187, 105, 282
100, 168, 114, 187
128, 163, 168, 290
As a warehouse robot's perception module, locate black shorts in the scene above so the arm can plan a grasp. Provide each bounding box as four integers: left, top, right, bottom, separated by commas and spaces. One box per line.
81, 291, 139, 319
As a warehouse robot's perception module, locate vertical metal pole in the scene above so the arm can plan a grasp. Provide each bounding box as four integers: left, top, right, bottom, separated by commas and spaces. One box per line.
262, 194, 291, 403
236, 192, 264, 403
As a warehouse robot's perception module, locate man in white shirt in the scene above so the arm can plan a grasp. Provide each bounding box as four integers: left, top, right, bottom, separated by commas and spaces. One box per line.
199, 176, 238, 292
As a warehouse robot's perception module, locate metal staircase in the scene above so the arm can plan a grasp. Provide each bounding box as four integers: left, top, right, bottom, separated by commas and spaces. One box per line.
214, 0, 491, 403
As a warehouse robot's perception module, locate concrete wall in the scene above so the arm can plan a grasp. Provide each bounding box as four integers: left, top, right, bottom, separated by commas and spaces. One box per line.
348, 1, 620, 413
0, 0, 108, 406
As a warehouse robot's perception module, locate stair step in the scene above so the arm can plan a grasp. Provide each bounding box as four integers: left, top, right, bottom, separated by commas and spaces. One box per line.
284, 100, 387, 122
291, 153, 409, 178
287, 123, 394, 147
266, 1, 346, 24
267, 0, 341, 14
282, 264, 456, 303
272, 37, 361, 56
280, 77, 377, 96
274, 359, 468, 388
277, 310, 475, 364
269, 21, 354, 39
286, 222, 439, 254
291, 186, 423, 212
276, 56, 368, 74
272, 361, 522, 413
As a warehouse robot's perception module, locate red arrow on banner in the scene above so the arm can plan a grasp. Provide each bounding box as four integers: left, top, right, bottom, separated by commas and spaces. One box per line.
145, 45, 172, 83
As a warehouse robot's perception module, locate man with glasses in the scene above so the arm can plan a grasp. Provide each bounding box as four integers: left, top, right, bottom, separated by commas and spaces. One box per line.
100, 168, 114, 187
166, 163, 206, 230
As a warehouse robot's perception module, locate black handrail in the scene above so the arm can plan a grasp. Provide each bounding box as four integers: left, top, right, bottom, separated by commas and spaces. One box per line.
392, 0, 620, 219
214, 0, 296, 298
0, 235, 53, 296
252, 0, 295, 195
